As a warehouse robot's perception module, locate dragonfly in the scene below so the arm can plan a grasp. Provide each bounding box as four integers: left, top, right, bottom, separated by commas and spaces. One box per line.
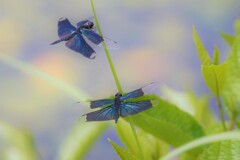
83, 83, 158, 123
51, 17, 105, 59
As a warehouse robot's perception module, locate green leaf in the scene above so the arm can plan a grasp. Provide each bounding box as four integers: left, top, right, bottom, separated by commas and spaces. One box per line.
187, 92, 213, 127
116, 118, 169, 160
161, 131, 240, 160
222, 35, 240, 114
58, 122, 108, 160
201, 63, 228, 96
115, 119, 140, 157
161, 86, 214, 127
137, 129, 170, 160
205, 122, 225, 135
234, 19, 240, 35
161, 86, 195, 115
212, 46, 220, 65
0, 121, 37, 160
193, 26, 212, 65
198, 140, 240, 160
108, 139, 138, 160
125, 97, 205, 151
179, 154, 196, 160
219, 31, 235, 46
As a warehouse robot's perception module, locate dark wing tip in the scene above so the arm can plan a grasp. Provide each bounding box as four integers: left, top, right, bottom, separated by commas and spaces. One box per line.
50, 41, 56, 45
89, 100, 100, 108
50, 39, 63, 45
90, 102, 95, 108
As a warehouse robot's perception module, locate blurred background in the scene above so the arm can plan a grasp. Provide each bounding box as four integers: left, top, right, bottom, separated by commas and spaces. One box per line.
0, 0, 240, 159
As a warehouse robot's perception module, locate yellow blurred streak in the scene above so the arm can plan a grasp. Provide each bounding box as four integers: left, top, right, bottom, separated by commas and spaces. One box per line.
0, 53, 89, 100
29, 51, 78, 93
0, 20, 23, 55
0, 53, 90, 122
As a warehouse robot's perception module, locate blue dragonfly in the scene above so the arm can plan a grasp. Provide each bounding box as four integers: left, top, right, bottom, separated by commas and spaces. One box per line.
51, 17, 105, 59
83, 83, 158, 123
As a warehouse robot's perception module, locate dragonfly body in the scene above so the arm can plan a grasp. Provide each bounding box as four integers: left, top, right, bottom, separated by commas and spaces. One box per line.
83, 83, 157, 123
113, 93, 122, 123
51, 18, 104, 59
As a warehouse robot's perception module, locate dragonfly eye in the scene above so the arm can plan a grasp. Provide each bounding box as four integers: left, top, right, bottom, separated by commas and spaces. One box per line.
115, 92, 122, 97
86, 21, 94, 29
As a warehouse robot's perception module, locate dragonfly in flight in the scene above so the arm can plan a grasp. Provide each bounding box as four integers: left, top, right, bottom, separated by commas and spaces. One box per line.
51, 17, 116, 59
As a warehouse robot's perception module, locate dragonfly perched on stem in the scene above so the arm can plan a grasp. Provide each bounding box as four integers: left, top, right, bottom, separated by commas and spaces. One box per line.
82, 82, 160, 123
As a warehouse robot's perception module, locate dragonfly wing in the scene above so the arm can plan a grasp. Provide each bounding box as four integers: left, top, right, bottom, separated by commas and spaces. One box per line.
50, 39, 64, 45
81, 28, 104, 45
120, 100, 153, 117
50, 33, 75, 45
90, 99, 114, 109
81, 29, 118, 50
98, 36, 118, 50
120, 82, 160, 101
76, 20, 88, 28
120, 89, 144, 101
65, 34, 96, 59
58, 18, 76, 39
84, 105, 117, 122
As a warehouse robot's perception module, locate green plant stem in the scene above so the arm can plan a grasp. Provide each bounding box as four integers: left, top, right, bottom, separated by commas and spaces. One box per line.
90, 0, 122, 93
229, 117, 235, 130
216, 95, 227, 131
90, 1, 143, 159
228, 97, 236, 130
128, 117, 144, 160
213, 71, 227, 131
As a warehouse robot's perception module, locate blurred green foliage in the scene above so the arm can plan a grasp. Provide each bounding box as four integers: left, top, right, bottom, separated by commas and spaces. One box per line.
0, 0, 240, 159
0, 121, 37, 160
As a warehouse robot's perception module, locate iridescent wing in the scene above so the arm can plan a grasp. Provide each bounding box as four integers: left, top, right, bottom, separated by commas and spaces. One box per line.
120, 82, 159, 101
90, 99, 114, 109
84, 105, 118, 122
51, 18, 76, 45
50, 34, 74, 45
120, 100, 153, 117
120, 89, 144, 101
65, 34, 96, 59
81, 28, 104, 45
58, 18, 76, 39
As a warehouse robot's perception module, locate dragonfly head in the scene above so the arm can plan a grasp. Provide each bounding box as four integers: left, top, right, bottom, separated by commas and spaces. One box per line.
115, 92, 122, 98
82, 20, 94, 29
